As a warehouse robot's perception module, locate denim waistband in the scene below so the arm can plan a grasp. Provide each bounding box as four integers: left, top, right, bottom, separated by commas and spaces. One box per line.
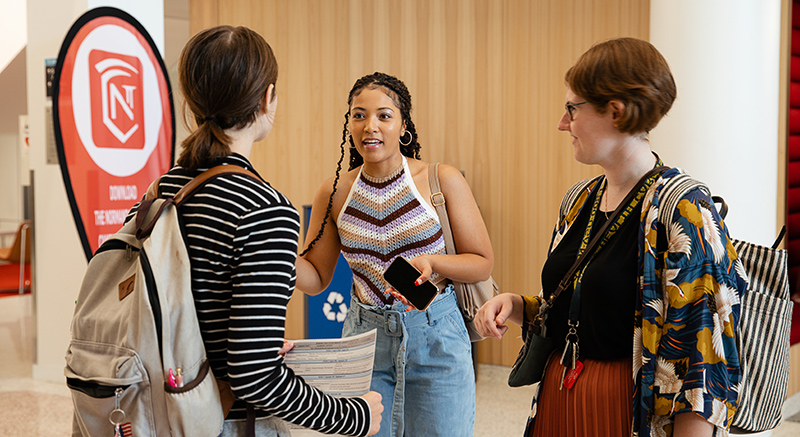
350, 284, 457, 337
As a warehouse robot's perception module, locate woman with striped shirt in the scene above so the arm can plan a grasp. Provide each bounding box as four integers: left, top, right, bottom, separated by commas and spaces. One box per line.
297, 72, 494, 437
138, 26, 382, 436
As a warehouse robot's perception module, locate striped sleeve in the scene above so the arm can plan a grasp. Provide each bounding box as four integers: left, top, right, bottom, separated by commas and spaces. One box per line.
226, 204, 370, 436
128, 158, 371, 436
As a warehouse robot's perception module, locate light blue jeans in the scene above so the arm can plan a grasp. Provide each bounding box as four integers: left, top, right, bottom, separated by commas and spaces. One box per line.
343, 285, 475, 437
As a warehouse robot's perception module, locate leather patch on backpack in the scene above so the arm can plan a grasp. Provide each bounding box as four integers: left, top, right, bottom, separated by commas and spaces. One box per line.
119, 274, 135, 300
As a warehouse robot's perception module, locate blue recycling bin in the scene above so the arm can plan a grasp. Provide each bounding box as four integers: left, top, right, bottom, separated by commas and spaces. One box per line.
302, 206, 353, 339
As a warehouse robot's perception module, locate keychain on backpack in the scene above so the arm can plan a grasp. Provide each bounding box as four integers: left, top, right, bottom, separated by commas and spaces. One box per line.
109, 388, 132, 436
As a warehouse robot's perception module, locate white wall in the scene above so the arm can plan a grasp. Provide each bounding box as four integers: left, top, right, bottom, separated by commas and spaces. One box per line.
0, 134, 21, 232
26, 0, 164, 382
164, 0, 190, 158
88, 0, 165, 56
0, 0, 27, 73
650, 0, 783, 245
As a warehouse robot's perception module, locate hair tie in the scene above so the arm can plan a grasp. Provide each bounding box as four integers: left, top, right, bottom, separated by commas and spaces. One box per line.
202, 116, 220, 125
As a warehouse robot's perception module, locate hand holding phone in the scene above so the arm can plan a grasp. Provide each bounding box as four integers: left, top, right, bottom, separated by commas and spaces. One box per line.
383, 256, 438, 311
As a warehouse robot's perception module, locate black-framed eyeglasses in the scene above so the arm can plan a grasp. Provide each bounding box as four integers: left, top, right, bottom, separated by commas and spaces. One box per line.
565, 101, 587, 121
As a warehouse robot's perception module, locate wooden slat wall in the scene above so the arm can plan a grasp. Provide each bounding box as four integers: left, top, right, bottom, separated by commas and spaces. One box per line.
189, 0, 649, 366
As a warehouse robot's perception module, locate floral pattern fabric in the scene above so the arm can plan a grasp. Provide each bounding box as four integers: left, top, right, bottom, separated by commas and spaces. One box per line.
523, 167, 747, 437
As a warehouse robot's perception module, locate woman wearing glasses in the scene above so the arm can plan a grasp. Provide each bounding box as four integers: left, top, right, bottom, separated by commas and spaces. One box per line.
475, 38, 746, 437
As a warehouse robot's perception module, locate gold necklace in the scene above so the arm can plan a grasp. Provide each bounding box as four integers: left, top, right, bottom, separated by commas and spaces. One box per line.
603, 191, 610, 219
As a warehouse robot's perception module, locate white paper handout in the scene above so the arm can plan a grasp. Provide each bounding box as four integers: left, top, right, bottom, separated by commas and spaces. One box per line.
284, 329, 377, 436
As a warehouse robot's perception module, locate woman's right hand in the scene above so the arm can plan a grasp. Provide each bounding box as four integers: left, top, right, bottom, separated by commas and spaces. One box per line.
474, 293, 524, 340
360, 391, 384, 436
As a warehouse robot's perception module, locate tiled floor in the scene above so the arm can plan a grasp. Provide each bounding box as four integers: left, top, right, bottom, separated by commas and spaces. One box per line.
1, 293, 799, 436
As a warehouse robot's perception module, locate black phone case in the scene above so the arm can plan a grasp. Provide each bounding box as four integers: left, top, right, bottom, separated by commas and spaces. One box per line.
382, 256, 438, 310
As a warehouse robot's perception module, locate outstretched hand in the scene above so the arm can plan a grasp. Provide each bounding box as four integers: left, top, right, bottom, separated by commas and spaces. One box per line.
474, 293, 524, 340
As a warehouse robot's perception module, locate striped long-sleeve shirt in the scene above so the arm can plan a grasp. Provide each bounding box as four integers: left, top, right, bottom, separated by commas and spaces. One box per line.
129, 154, 370, 435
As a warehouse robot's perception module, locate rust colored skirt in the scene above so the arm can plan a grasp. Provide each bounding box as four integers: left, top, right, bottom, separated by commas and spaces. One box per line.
528, 352, 633, 437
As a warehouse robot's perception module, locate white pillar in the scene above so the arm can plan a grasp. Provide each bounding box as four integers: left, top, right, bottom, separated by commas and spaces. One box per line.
26, 0, 164, 382
649, 0, 782, 246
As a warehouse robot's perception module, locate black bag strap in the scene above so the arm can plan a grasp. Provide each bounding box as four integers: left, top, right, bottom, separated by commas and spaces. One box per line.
536, 166, 668, 321
712, 195, 786, 249
246, 404, 256, 437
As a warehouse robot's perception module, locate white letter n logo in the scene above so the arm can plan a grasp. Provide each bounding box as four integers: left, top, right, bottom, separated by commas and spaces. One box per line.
96, 58, 138, 143
89, 50, 145, 149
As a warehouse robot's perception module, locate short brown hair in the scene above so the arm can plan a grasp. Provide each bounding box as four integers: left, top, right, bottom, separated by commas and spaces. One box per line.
177, 26, 278, 170
565, 37, 676, 134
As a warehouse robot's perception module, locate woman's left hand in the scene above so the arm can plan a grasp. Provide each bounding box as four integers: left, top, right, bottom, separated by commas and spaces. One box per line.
385, 255, 432, 312
278, 340, 294, 356
385, 286, 416, 311
384, 255, 433, 311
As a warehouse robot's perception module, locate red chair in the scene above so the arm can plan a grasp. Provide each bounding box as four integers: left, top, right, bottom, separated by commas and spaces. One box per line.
0, 221, 31, 295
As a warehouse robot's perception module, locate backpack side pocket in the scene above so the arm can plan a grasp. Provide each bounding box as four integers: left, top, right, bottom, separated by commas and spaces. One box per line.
163, 358, 224, 436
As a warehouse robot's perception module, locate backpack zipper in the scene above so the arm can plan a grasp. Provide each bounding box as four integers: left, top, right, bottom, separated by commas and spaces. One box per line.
66, 377, 130, 398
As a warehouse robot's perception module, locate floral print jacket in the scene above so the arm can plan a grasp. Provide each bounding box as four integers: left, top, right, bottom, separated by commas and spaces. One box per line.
522, 167, 747, 437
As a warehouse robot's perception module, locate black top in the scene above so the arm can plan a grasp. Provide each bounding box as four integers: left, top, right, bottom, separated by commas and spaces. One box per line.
541, 188, 641, 360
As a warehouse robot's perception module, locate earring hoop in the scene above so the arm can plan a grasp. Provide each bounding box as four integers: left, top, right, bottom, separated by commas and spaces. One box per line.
400, 131, 413, 146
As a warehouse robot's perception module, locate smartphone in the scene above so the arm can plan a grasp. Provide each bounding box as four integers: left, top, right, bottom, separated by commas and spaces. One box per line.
383, 256, 439, 310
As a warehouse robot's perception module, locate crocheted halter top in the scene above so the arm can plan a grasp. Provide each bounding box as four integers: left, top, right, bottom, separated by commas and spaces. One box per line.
337, 157, 446, 306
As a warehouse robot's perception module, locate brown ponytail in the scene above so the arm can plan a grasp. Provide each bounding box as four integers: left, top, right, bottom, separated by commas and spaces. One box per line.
177, 26, 278, 170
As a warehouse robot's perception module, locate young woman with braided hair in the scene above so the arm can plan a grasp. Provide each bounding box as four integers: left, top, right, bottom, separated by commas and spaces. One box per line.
297, 72, 493, 437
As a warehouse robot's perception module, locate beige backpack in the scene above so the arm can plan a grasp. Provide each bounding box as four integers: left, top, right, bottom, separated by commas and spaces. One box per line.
65, 166, 256, 436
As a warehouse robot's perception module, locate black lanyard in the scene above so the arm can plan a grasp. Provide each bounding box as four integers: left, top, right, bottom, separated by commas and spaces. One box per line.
560, 163, 665, 371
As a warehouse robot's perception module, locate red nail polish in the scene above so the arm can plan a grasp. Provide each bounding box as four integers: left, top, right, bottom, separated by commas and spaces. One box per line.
414, 280, 419, 286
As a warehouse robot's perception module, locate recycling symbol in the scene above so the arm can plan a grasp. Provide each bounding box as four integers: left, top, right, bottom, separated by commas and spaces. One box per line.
322, 291, 348, 322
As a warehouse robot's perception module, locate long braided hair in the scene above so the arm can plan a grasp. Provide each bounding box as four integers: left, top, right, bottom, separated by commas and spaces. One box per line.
300, 72, 421, 256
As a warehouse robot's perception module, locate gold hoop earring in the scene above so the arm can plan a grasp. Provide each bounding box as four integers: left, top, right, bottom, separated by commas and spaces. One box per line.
400, 131, 413, 146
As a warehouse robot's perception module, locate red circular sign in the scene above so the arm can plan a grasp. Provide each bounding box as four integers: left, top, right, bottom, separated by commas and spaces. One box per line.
54, 7, 174, 260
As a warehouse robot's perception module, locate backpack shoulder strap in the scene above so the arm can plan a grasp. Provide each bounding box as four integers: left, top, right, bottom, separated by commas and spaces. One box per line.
144, 177, 162, 200
655, 171, 710, 226
558, 175, 603, 223
174, 165, 261, 205
135, 165, 261, 239
653, 170, 712, 256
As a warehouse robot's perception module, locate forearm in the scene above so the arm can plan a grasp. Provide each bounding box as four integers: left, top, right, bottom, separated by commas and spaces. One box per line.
505, 293, 525, 326
227, 302, 370, 435
231, 214, 370, 435
230, 357, 371, 436
425, 253, 493, 283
